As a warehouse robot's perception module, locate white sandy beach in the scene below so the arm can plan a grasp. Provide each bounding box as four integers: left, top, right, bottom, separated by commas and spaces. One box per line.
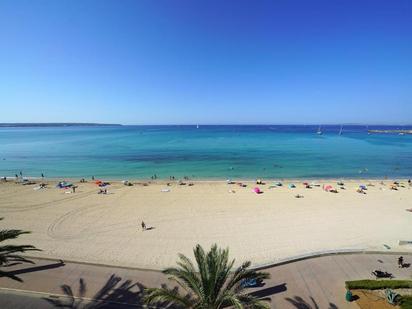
1, 179, 412, 269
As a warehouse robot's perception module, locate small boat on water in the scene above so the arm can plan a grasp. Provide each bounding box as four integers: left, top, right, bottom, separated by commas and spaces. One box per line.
196, 124, 199, 129
316, 125, 323, 135
339, 125, 343, 135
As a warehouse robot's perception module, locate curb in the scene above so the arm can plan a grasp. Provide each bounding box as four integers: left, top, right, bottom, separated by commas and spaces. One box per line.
23, 249, 412, 272
254, 249, 412, 270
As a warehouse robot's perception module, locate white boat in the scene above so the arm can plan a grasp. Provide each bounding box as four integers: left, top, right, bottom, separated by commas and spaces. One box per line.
339, 125, 343, 135
316, 125, 322, 135
196, 124, 199, 129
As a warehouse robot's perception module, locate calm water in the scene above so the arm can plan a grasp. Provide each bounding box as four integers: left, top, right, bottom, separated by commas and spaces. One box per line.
0, 125, 411, 179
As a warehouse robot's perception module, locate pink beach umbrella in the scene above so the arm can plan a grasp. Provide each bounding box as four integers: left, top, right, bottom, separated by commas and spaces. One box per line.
324, 185, 333, 191
253, 187, 261, 194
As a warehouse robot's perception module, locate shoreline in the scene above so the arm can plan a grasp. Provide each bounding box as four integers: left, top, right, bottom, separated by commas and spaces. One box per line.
3, 175, 411, 183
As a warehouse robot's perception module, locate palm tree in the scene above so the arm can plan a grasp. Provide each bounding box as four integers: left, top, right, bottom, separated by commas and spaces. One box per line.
145, 244, 270, 308
0, 217, 40, 280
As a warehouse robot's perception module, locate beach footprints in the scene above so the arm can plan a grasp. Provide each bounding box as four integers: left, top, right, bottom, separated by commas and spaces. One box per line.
0, 189, 97, 213
47, 202, 138, 241
47, 203, 110, 240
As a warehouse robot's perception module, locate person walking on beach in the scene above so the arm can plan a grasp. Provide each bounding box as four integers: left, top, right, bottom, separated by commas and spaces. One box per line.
141, 221, 146, 231
398, 256, 404, 268
41, 173, 44, 179
19, 171, 22, 178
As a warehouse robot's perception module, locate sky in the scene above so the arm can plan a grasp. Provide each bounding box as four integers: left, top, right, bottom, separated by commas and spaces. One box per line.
0, 0, 411, 125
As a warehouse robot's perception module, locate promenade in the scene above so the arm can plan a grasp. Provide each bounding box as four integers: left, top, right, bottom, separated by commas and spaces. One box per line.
1, 253, 411, 308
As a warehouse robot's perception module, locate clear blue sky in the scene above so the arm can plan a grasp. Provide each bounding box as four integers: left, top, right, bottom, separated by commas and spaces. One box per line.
0, 0, 411, 124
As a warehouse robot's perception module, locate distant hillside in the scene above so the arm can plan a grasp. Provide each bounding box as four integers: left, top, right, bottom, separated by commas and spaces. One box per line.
0, 123, 122, 127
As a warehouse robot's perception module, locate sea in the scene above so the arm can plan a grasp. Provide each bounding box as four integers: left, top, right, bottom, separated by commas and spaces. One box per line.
0, 125, 411, 180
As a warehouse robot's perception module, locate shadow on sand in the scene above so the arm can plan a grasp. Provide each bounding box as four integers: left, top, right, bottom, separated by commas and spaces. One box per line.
0, 260, 65, 282
285, 296, 338, 309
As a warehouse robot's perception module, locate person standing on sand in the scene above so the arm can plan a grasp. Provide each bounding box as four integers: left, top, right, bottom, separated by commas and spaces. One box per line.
141, 221, 146, 231
398, 256, 404, 268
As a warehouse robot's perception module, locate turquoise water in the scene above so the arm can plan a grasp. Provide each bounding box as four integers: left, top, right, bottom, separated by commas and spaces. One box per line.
0, 125, 411, 179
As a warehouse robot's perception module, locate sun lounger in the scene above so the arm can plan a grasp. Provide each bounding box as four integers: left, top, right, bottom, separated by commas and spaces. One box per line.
371, 270, 393, 279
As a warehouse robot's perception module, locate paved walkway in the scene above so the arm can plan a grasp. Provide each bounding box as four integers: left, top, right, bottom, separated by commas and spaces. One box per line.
0, 253, 411, 308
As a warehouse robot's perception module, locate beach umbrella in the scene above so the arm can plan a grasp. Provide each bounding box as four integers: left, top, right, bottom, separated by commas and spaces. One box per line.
253, 187, 261, 194
324, 185, 333, 191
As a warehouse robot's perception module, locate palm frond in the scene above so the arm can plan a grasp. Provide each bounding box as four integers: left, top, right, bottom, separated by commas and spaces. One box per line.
226, 261, 270, 293
0, 218, 41, 280
164, 266, 203, 297
144, 286, 193, 307
237, 293, 271, 309
144, 244, 270, 309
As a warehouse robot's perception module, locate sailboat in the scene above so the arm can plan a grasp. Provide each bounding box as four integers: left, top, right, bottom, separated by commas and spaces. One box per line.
196, 124, 199, 129
339, 125, 343, 135
316, 125, 323, 135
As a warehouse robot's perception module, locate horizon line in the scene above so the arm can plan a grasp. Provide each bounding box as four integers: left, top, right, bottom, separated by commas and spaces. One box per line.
1, 122, 412, 127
